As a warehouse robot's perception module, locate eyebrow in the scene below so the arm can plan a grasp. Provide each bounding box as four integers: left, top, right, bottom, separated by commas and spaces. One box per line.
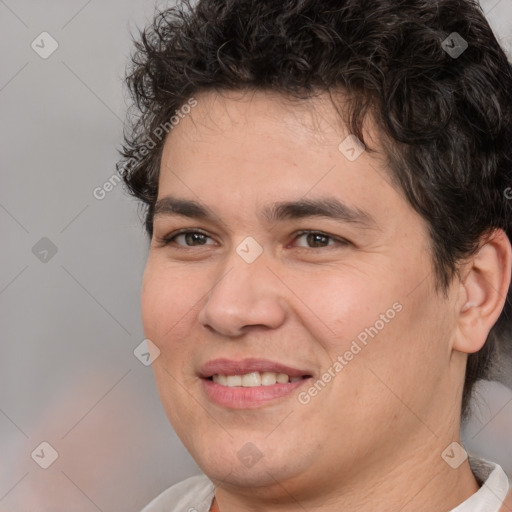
153, 196, 377, 229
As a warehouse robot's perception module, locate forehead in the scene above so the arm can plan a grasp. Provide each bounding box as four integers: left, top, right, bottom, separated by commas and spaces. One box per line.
160, 89, 388, 185
157, 90, 413, 231
167, 89, 376, 150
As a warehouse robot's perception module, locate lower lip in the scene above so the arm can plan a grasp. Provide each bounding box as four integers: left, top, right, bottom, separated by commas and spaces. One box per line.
202, 378, 310, 408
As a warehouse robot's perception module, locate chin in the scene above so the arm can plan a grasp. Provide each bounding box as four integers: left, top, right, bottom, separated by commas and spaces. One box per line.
190, 437, 309, 488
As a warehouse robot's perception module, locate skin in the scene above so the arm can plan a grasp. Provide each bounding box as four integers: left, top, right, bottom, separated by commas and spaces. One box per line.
141, 89, 511, 512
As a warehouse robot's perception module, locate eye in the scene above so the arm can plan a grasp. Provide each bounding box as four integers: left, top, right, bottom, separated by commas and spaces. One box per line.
156, 229, 349, 250
158, 229, 216, 247
291, 231, 349, 249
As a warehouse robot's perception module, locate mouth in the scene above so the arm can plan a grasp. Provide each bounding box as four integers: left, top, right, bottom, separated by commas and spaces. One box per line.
199, 358, 313, 408
208, 371, 308, 387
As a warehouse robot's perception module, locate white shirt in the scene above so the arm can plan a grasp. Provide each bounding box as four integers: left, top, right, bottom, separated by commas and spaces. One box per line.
141, 457, 509, 512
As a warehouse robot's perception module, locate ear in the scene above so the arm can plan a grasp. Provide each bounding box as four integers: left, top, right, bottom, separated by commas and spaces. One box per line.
453, 229, 512, 354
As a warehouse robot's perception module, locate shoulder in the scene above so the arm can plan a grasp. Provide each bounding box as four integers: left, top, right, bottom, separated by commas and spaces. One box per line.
141, 474, 214, 512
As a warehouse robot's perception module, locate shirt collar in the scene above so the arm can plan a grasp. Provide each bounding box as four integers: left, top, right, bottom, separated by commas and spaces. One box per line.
450, 457, 510, 512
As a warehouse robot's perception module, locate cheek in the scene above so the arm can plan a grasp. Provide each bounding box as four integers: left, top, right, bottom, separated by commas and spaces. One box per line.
337, 283, 453, 418
303, 264, 449, 395
140, 262, 167, 341
292, 267, 394, 357
140, 261, 203, 417
140, 259, 201, 348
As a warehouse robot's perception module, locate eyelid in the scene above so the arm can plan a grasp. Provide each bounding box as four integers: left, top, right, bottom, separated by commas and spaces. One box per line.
155, 228, 216, 247
290, 230, 350, 248
156, 228, 350, 249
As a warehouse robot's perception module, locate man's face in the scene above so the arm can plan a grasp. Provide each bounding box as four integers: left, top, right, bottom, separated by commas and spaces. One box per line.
141, 90, 459, 493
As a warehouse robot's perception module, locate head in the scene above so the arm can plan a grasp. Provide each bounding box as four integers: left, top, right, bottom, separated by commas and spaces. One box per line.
119, 0, 512, 496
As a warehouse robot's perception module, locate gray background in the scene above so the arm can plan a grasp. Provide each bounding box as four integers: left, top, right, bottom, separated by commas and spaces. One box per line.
0, 1, 511, 510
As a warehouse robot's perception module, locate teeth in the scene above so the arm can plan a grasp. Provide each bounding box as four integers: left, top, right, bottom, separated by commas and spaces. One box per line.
212, 371, 300, 387
241, 372, 261, 387
215, 374, 228, 386
261, 372, 278, 386
276, 373, 290, 384
226, 375, 242, 387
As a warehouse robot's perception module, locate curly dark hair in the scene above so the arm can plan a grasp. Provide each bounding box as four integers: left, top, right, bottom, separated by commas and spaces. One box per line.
118, 0, 512, 419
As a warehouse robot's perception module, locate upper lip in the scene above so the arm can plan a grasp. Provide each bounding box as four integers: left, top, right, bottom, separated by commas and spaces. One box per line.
199, 358, 313, 379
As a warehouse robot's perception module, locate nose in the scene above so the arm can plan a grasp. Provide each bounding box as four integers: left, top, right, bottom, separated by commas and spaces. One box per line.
197, 249, 288, 338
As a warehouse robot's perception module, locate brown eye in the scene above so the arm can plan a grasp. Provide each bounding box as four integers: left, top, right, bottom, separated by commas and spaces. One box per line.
293, 231, 348, 249
162, 230, 215, 247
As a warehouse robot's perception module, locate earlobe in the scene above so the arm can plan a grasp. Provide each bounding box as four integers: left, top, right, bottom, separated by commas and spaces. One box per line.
453, 229, 512, 354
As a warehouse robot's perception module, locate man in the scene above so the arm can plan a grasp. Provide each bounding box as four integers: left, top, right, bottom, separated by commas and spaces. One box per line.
118, 0, 512, 510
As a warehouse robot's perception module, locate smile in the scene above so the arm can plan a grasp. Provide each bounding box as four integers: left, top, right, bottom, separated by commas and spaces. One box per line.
199, 359, 313, 408
211, 371, 305, 387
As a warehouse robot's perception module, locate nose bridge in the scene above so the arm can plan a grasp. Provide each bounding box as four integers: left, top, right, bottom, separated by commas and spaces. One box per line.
198, 243, 287, 336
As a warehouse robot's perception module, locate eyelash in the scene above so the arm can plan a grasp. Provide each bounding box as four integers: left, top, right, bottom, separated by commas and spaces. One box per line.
157, 229, 349, 249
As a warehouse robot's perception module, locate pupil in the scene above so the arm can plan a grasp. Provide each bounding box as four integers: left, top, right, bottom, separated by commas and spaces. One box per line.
308, 233, 327, 247
187, 233, 205, 245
